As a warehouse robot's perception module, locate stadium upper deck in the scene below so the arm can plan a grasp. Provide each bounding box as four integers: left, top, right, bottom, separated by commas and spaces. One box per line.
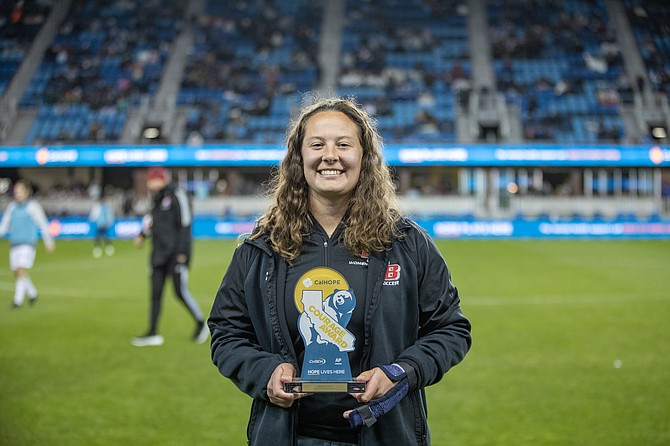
0, 0, 667, 147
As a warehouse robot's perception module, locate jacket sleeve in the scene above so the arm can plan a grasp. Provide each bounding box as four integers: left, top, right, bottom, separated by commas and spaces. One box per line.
0, 203, 14, 237
208, 244, 284, 400
396, 224, 472, 390
173, 188, 192, 256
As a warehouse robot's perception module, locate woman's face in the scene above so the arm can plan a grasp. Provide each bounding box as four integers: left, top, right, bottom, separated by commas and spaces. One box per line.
301, 111, 363, 204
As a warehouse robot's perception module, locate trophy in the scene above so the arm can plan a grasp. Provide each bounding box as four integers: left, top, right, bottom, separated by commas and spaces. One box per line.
284, 267, 366, 393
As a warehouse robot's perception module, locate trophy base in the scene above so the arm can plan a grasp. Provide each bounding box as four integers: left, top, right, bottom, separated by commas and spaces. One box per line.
284, 380, 366, 393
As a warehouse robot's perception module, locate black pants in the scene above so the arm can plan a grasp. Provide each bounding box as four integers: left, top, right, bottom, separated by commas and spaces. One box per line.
148, 259, 203, 335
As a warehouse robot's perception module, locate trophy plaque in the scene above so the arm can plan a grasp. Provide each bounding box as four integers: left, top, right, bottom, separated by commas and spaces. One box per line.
284, 267, 366, 393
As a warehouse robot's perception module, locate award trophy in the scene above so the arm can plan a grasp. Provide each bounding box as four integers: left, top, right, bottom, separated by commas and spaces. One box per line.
284, 267, 366, 393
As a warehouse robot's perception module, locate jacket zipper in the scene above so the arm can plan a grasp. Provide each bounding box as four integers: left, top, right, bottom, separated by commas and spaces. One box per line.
411, 391, 429, 445
323, 240, 328, 266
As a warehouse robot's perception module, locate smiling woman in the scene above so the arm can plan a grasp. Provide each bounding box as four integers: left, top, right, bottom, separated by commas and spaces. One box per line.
207, 96, 472, 446
255, 96, 404, 262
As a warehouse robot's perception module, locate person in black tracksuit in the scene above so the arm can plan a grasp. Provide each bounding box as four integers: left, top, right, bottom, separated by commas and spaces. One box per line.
208, 98, 472, 445
132, 166, 208, 347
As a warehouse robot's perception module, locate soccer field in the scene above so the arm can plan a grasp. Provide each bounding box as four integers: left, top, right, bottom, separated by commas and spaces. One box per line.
0, 238, 668, 445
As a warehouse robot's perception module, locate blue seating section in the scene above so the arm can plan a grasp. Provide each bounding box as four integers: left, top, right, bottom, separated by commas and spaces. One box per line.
0, 1, 51, 96
488, 0, 626, 143
25, 104, 126, 144
336, 0, 468, 143
622, 0, 670, 101
5, 0, 665, 145
21, 0, 184, 144
179, 0, 322, 143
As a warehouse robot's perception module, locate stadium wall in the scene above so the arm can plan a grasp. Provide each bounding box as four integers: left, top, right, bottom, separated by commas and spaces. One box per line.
1, 143, 669, 238
36, 215, 670, 240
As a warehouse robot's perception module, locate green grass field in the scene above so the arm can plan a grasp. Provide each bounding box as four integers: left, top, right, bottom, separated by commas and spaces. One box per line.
0, 238, 668, 445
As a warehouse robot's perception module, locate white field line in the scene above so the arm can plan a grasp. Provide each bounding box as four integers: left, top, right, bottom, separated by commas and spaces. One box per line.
0, 257, 666, 304
0, 281, 135, 299
0, 256, 226, 275
0, 279, 666, 305
0, 259, 143, 298
0, 261, 146, 273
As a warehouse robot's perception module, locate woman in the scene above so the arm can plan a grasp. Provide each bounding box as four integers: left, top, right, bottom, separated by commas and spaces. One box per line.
208, 97, 471, 445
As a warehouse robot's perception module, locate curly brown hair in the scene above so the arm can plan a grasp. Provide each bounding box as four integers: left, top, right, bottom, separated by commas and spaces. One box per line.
251, 96, 403, 261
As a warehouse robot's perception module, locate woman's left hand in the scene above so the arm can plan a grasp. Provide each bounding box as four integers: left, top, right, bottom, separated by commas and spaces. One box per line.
343, 365, 409, 426
347, 367, 395, 406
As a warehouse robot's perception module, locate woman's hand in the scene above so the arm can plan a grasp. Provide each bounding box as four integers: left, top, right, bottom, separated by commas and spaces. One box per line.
343, 367, 394, 419
343, 365, 410, 426
266, 363, 310, 408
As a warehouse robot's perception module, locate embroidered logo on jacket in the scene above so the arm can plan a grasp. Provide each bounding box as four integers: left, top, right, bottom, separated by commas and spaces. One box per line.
383, 264, 401, 286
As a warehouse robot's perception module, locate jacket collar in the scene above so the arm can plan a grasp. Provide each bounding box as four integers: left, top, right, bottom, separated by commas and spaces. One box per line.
244, 216, 413, 257
243, 232, 275, 257
396, 216, 413, 234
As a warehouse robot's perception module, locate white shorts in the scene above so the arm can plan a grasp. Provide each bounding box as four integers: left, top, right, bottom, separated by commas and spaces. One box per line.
10, 244, 36, 270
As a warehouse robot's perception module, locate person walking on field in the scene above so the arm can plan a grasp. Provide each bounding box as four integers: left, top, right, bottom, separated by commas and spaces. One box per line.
88, 187, 115, 258
0, 180, 55, 308
132, 166, 208, 347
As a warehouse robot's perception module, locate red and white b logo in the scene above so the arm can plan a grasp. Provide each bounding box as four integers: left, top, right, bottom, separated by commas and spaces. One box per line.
385, 264, 401, 281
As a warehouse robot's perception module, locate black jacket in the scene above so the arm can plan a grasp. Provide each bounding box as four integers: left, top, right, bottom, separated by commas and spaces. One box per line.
208, 218, 472, 445
143, 184, 192, 267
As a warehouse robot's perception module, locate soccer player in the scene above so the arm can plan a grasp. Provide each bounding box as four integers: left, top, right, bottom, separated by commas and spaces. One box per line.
88, 187, 115, 258
0, 180, 55, 308
131, 166, 208, 347
208, 97, 471, 445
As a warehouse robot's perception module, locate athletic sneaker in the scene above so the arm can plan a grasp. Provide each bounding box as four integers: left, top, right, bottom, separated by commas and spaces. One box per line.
93, 247, 102, 258
29, 295, 38, 306
193, 321, 209, 344
105, 245, 115, 256
131, 334, 164, 347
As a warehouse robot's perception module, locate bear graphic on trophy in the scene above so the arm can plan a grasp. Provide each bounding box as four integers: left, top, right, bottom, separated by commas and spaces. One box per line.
299, 288, 355, 345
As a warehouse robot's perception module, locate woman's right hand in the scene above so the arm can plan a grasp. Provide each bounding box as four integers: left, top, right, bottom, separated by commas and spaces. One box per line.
266, 363, 310, 408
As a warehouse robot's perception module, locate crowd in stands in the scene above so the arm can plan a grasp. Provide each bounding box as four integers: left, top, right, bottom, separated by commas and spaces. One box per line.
180, 0, 322, 144
0, 0, 51, 96
22, 0, 186, 144
1, 0, 668, 224
1, 0, 667, 146
488, 0, 627, 144
336, 0, 469, 143
623, 0, 670, 101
